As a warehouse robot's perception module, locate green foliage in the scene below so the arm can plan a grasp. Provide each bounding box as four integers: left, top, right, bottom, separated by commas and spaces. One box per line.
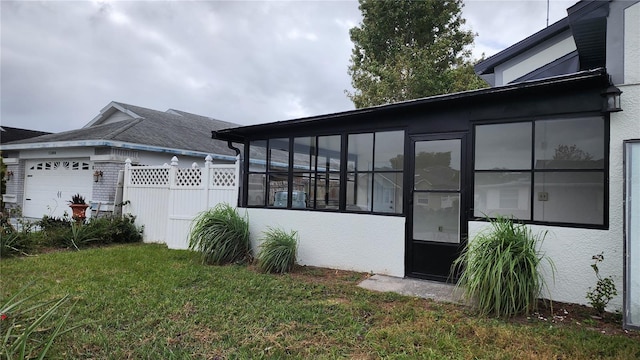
1, 282, 81, 359
347, 0, 487, 108
188, 203, 250, 265
1, 214, 143, 255
67, 193, 86, 205
586, 253, 618, 314
38, 215, 72, 231
1, 210, 34, 258
258, 227, 298, 274
1, 244, 638, 358
453, 217, 554, 317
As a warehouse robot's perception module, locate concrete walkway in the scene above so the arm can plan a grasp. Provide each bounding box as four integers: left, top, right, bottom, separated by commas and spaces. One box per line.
358, 275, 464, 304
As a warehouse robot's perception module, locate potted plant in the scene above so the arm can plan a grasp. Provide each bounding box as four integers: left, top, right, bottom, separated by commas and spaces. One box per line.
68, 193, 89, 220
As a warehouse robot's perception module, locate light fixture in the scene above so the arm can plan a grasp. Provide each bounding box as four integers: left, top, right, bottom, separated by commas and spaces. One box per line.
602, 85, 623, 113
93, 170, 103, 182
5, 171, 13, 181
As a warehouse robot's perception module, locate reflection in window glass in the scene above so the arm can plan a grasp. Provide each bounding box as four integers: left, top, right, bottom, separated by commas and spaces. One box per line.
474, 172, 531, 219
293, 137, 315, 172
475, 122, 531, 170
413, 193, 460, 243
535, 117, 604, 169
414, 139, 460, 191
292, 173, 315, 209
247, 173, 266, 206
316, 173, 340, 209
318, 135, 341, 172
269, 138, 289, 171
373, 173, 403, 213
534, 172, 604, 224
348, 133, 373, 171
249, 140, 267, 172
374, 131, 404, 170
268, 174, 288, 207
346, 173, 372, 211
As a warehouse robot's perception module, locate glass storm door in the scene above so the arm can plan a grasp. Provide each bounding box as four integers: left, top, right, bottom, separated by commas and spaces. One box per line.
407, 134, 467, 282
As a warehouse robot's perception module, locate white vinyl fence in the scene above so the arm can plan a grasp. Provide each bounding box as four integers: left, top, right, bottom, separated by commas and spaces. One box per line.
122, 155, 239, 249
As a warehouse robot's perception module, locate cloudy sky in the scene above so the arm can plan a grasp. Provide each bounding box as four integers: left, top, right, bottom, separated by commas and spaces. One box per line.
1, 0, 577, 133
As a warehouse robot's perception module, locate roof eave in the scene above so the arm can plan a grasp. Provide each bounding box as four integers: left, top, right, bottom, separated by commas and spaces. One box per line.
214, 68, 609, 141
475, 17, 571, 76
0, 140, 237, 162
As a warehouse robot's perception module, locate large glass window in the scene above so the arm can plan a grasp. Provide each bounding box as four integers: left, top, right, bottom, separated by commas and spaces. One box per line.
347, 131, 404, 214
474, 116, 606, 226
246, 130, 404, 214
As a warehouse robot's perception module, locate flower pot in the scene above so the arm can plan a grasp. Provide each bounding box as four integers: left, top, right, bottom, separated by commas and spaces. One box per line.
69, 203, 89, 220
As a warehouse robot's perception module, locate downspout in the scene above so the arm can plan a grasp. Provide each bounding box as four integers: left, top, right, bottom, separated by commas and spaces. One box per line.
212, 131, 244, 207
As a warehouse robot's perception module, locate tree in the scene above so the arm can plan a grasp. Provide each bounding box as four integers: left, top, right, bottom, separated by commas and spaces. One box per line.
347, 0, 487, 108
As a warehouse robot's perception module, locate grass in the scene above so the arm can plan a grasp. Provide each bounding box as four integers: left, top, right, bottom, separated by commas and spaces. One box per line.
1, 244, 639, 359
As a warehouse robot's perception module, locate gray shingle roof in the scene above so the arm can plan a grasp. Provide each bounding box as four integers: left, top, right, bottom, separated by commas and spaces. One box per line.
5, 102, 240, 157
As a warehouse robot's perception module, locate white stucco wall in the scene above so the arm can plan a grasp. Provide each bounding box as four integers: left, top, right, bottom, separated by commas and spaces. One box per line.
246, 209, 405, 277
624, 2, 640, 84
497, 32, 577, 85
466, 13, 640, 308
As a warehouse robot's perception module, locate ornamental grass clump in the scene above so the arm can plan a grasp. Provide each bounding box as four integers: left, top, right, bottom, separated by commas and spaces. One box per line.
453, 216, 554, 317
188, 203, 250, 265
257, 227, 298, 274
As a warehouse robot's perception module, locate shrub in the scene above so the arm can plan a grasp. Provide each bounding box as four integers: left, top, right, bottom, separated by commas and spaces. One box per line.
1, 282, 81, 359
453, 216, 554, 317
38, 215, 72, 232
87, 215, 143, 244
586, 252, 617, 314
258, 227, 298, 274
188, 204, 250, 265
1, 212, 34, 257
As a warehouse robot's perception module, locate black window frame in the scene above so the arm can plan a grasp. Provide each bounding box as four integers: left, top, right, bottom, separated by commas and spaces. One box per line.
472, 113, 609, 229
243, 128, 406, 216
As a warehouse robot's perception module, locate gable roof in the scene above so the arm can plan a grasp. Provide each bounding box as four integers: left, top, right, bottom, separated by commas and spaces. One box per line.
0, 126, 51, 144
2, 102, 241, 160
475, 0, 612, 85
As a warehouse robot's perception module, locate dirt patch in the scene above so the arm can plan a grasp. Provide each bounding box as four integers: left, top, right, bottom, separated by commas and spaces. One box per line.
509, 300, 639, 339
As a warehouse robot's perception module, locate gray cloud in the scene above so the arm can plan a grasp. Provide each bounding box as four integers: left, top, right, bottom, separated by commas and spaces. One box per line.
1, 0, 575, 133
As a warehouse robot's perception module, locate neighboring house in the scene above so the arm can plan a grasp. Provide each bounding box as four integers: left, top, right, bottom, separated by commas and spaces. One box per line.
1, 101, 240, 219
0, 126, 52, 144
212, 0, 639, 325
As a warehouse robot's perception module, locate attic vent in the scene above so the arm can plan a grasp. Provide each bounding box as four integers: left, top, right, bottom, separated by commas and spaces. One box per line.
112, 149, 138, 159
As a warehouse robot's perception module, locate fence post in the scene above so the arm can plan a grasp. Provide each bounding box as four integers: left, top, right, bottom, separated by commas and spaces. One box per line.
122, 158, 132, 214
165, 156, 179, 245
204, 155, 213, 210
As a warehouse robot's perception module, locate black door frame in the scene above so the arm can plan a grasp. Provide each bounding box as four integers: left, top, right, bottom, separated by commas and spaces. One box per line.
405, 132, 470, 282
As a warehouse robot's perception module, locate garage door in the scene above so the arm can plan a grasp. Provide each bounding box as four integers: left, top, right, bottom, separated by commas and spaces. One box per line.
23, 159, 93, 219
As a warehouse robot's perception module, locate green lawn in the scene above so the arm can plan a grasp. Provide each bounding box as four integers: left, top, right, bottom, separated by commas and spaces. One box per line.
1, 244, 639, 359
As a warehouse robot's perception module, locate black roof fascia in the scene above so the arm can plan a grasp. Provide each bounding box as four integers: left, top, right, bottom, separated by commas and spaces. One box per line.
566, 0, 609, 71
474, 17, 570, 76
213, 68, 609, 142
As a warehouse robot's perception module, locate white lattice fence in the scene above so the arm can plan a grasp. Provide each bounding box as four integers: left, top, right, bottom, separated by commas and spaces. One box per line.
122, 155, 240, 248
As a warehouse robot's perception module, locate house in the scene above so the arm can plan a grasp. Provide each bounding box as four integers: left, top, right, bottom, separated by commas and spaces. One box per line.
1, 101, 240, 219
212, 0, 639, 327
0, 126, 51, 144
